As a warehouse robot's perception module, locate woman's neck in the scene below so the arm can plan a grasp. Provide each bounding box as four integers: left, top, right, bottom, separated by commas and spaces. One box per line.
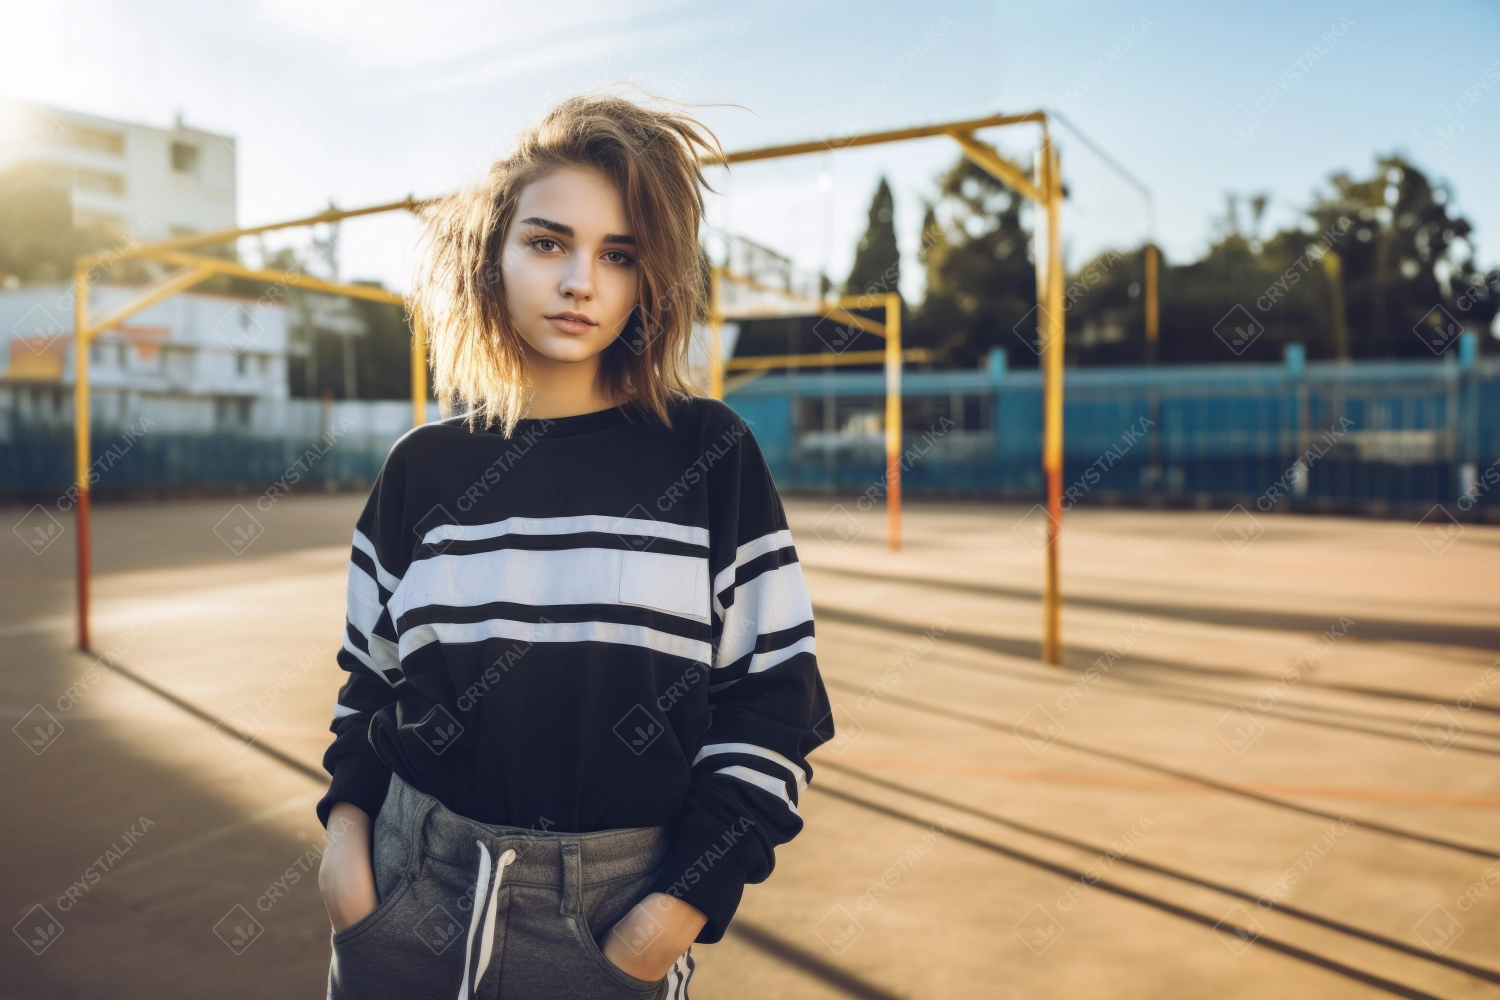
519, 343, 624, 419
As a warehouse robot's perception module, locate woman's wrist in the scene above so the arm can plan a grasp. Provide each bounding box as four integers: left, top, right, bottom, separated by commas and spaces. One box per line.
319, 802, 376, 932
602, 892, 707, 981
325, 802, 371, 847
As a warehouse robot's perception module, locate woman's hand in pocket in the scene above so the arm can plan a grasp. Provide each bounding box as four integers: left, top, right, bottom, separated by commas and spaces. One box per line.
602, 892, 707, 981
318, 802, 377, 933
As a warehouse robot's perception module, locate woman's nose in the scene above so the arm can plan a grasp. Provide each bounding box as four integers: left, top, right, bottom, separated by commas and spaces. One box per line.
559, 259, 594, 299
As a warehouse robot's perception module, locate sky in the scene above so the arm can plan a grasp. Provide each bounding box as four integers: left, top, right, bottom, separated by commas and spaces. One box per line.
0, 0, 1496, 304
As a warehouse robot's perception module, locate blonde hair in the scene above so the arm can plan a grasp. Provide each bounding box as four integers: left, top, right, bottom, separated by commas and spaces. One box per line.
410, 93, 725, 437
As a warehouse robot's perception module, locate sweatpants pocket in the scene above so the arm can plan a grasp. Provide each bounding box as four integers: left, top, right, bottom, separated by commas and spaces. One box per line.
327, 819, 473, 999
492, 877, 667, 1000
574, 870, 674, 997
574, 917, 672, 997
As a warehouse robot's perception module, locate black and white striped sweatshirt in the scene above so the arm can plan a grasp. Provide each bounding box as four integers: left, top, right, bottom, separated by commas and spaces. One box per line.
315, 394, 833, 943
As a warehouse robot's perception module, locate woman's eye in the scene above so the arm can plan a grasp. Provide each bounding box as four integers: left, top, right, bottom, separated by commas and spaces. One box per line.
530, 237, 559, 252
603, 250, 635, 265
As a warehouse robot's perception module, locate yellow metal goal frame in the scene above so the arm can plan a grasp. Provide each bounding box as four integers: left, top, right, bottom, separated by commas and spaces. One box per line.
68, 198, 432, 652
69, 109, 1069, 667
702, 110, 1068, 663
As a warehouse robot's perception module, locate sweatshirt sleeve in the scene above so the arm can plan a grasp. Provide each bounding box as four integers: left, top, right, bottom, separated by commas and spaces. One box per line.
645, 407, 835, 943
315, 441, 413, 829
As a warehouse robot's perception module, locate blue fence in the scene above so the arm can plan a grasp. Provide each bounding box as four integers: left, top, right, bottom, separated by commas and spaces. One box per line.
3, 337, 1495, 519
724, 336, 1498, 519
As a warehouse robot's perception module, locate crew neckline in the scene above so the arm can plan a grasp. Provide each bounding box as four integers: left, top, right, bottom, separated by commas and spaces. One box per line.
489, 402, 638, 438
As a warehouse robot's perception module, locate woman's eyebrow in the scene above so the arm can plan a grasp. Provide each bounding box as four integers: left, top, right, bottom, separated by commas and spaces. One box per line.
518, 217, 634, 245
519, 216, 572, 237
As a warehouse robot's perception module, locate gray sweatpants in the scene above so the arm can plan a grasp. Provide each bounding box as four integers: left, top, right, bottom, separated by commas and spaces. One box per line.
326, 773, 694, 1000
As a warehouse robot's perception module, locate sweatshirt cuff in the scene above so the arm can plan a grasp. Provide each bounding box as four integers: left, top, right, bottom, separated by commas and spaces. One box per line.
315, 752, 394, 829
646, 826, 753, 944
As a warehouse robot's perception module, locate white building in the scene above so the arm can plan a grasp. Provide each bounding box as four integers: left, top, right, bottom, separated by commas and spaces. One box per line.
0, 99, 236, 241
0, 284, 288, 432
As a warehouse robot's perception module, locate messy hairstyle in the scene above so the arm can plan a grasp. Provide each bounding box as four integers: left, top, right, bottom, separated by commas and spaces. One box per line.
409, 93, 725, 437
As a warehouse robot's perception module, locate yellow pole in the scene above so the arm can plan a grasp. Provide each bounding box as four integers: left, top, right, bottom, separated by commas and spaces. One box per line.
72, 267, 92, 652
1144, 243, 1159, 364
411, 312, 428, 426
1041, 140, 1065, 666
709, 269, 724, 400
884, 292, 902, 551
1321, 249, 1348, 361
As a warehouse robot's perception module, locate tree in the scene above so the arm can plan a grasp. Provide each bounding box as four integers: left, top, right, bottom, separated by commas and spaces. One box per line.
908, 156, 1037, 368
0, 162, 128, 284
1061, 154, 1498, 365
1306, 155, 1495, 358
844, 176, 900, 299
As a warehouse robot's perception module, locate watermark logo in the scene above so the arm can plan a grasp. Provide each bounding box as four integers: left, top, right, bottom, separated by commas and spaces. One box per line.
1213, 705, 1266, 755
614, 503, 661, 554
212, 705, 265, 755
12, 304, 68, 354
416, 503, 463, 556
1014, 705, 1064, 755
1213, 505, 1265, 553
611, 904, 666, 956
1412, 904, 1463, 954
815, 704, 864, 756
212, 303, 265, 354
1013, 904, 1064, 955
1213, 904, 1264, 954
14, 505, 65, 555
1012, 304, 1061, 356
213, 904, 265, 955
814, 105, 863, 152
1413, 304, 1464, 355
1413, 106, 1464, 154
813, 504, 864, 553
1212, 304, 1265, 355
24, 112, 64, 155
813, 904, 864, 954
1414, 505, 1462, 554
1012, 504, 1055, 554
413, 704, 465, 755
414, 904, 466, 955
12, 904, 64, 956
13, 705, 64, 755
811, 310, 864, 355
1213, 105, 1264, 154
1413, 705, 1463, 755
213, 505, 265, 555
613, 704, 664, 755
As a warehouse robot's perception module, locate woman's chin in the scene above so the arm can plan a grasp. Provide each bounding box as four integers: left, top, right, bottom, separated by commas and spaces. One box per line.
524, 336, 608, 365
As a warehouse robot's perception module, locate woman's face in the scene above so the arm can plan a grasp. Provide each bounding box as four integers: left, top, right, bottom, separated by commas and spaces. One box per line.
499, 164, 639, 366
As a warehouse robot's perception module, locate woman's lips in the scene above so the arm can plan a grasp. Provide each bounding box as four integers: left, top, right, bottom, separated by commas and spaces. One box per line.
546, 316, 596, 335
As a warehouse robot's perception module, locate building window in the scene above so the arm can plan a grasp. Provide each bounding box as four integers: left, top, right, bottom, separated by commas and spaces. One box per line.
74, 168, 126, 196
61, 123, 125, 156
75, 210, 127, 233
215, 397, 252, 431
236, 354, 248, 376
170, 142, 200, 174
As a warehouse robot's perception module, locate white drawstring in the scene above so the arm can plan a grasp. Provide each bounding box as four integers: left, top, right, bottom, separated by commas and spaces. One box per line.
457, 841, 516, 1000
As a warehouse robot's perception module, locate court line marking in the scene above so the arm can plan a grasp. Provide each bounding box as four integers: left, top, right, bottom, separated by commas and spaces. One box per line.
112, 793, 324, 880
812, 782, 1450, 1000
826, 754, 1500, 810
820, 677, 1500, 859
817, 760, 1500, 986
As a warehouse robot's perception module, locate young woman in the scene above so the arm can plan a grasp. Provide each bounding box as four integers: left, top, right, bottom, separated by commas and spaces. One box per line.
314, 94, 833, 1000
